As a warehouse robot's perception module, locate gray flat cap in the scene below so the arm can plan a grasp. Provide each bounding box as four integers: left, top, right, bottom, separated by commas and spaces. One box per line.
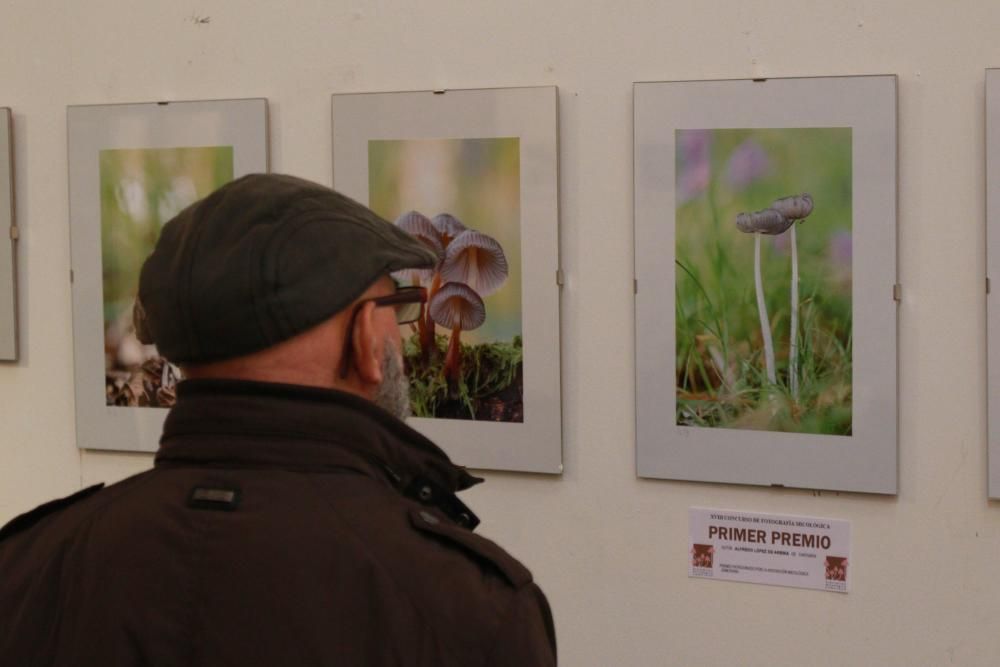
136, 173, 437, 364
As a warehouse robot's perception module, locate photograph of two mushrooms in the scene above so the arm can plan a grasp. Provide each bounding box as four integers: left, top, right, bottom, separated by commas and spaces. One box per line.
675, 127, 852, 435
368, 137, 524, 423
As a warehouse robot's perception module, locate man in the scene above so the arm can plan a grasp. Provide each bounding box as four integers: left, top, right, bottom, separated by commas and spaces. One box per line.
0, 174, 556, 665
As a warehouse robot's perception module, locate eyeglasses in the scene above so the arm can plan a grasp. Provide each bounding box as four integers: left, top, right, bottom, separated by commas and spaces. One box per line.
338, 285, 427, 378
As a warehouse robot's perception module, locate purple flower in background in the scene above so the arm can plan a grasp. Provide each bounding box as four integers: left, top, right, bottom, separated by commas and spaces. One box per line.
679, 161, 710, 204
678, 129, 711, 166
725, 139, 771, 190
677, 129, 712, 203
828, 230, 852, 268
828, 229, 852, 290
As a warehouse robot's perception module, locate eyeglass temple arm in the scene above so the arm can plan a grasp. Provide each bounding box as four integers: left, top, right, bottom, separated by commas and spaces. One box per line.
338, 307, 362, 379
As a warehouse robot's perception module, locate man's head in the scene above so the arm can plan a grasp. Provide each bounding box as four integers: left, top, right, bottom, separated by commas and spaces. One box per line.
135, 173, 438, 417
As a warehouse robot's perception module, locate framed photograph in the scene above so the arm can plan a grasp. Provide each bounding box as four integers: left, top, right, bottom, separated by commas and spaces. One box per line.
332, 87, 562, 474
0, 108, 16, 361
68, 98, 269, 452
986, 69, 1000, 498
634, 76, 898, 493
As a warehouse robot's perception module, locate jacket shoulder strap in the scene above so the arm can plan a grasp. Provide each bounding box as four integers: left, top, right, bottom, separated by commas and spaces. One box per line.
408, 507, 532, 588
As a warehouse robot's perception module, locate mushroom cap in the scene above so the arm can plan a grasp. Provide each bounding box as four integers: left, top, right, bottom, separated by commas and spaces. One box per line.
392, 210, 444, 283
770, 193, 813, 221
440, 230, 509, 296
735, 208, 793, 235
431, 213, 467, 244
429, 282, 486, 331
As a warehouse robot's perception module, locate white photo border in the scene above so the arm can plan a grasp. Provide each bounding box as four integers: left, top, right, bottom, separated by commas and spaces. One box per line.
634, 76, 898, 494
0, 108, 15, 361
332, 86, 563, 474
68, 98, 269, 452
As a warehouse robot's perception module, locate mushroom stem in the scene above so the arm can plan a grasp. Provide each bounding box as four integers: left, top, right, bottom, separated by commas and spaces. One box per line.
754, 233, 776, 384
415, 303, 428, 348
421, 272, 443, 359
444, 324, 463, 384
789, 223, 800, 399
410, 275, 427, 351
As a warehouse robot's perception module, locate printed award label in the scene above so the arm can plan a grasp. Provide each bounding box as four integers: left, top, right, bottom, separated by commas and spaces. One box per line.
689, 507, 851, 593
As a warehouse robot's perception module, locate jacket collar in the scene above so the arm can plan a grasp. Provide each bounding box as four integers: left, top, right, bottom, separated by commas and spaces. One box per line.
155, 379, 483, 523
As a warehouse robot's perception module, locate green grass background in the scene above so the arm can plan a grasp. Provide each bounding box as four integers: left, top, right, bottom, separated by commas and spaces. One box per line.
675, 127, 852, 434
100, 146, 234, 330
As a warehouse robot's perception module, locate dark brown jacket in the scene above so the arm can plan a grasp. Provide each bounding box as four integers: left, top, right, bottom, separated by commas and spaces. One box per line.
0, 380, 556, 666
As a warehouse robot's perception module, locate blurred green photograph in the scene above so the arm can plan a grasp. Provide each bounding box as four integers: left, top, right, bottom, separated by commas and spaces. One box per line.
675, 128, 852, 434
368, 137, 523, 422
101, 146, 234, 408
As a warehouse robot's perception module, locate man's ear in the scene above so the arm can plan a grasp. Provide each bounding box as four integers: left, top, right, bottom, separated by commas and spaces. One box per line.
351, 301, 384, 385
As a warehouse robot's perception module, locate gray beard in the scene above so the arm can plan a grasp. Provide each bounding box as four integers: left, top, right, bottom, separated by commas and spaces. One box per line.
372, 344, 412, 420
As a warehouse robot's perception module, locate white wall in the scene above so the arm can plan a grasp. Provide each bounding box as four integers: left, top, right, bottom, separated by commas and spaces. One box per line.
1, 1, 998, 664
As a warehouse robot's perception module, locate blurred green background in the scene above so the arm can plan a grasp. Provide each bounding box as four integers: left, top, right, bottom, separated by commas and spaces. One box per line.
675, 127, 852, 434
100, 146, 233, 342
368, 137, 522, 345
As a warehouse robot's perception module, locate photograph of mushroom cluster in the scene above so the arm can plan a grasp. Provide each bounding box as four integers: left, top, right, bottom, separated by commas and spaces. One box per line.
675, 127, 852, 434
101, 146, 234, 408
368, 137, 524, 422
